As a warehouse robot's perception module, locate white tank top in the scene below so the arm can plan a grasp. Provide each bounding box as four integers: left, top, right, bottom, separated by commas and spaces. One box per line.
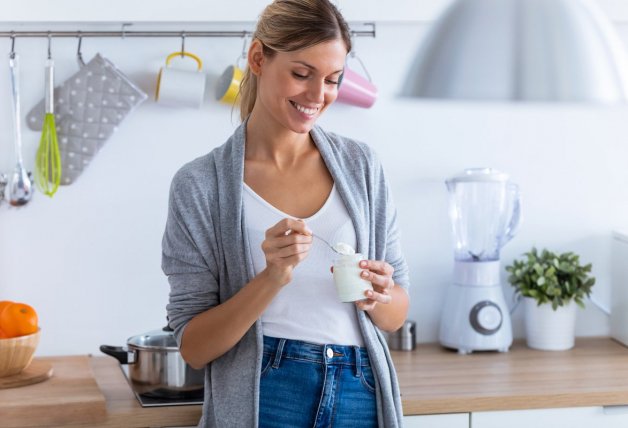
243, 182, 364, 346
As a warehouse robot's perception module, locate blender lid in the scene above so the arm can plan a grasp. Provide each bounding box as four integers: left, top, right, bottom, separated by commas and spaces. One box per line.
447, 167, 509, 183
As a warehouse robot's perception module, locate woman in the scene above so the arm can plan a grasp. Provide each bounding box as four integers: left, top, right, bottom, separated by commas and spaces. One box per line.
162, 0, 410, 426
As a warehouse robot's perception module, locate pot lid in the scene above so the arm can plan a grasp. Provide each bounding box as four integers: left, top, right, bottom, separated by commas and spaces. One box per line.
126, 326, 179, 351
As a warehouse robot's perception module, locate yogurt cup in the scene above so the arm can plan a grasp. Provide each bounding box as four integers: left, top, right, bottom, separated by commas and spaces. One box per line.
333, 253, 373, 302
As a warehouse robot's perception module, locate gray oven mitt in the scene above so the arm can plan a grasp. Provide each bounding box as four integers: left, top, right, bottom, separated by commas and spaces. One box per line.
27, 54, 147, 184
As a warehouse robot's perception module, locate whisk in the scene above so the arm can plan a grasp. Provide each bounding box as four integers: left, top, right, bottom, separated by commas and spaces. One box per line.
35, 35, 61, 197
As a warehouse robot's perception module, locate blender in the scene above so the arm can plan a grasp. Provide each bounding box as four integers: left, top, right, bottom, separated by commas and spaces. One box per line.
439, 168, 521, 354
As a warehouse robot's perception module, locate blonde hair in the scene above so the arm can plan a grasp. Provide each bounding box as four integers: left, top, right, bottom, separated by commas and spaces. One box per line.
238, 0, 352, 122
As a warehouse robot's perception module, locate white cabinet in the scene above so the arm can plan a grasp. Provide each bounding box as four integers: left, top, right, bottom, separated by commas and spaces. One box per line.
404, 413, 469, 428
472, 406, 628, 428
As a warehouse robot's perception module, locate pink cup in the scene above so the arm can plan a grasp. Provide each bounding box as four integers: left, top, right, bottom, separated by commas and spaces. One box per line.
336, 67, 378, 108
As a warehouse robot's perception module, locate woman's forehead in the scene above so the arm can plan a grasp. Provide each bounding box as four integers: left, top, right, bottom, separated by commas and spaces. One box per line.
276, 40, 347, 72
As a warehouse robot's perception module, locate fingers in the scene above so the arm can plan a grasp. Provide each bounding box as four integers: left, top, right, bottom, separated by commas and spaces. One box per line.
353, 259, 395, 311
360, 269, 394, 292
262, 218, 313, 281
266, 218, 312, 239
354, 288, 393, 312
359, 259, 394, 276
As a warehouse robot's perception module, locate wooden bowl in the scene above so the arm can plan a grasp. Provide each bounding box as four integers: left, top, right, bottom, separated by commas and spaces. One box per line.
0, 329, 41, 377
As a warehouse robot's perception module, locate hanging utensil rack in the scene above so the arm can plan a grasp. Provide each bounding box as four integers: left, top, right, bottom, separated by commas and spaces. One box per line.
0, 23, 375, 207
0, 23, 376, 39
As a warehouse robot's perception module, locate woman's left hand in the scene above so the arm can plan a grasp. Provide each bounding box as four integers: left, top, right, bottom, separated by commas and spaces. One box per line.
354, 259, 395, 311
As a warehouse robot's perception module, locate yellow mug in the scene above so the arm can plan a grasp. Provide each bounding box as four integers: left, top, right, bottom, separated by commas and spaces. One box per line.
215, 64, 244, 105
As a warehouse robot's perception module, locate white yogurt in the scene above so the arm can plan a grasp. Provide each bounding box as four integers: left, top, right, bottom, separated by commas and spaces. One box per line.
333, 242, 355, 255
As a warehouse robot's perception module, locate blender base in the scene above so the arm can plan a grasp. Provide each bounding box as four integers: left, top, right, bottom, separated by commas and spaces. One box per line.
439, 279, 513, 354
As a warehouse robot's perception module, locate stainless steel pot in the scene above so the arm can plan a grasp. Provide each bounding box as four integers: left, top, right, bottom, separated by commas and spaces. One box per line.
100, 325, 204, 399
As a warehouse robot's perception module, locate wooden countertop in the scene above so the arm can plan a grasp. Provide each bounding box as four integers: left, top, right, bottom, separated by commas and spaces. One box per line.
6, 337, 628, 427
394, 337, 628, 415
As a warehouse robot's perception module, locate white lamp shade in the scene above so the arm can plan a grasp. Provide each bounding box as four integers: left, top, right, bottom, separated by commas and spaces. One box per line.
403, 0, 628, 102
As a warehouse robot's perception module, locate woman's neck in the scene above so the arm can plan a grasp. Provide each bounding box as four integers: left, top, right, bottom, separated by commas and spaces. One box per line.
245, 108, 315, 169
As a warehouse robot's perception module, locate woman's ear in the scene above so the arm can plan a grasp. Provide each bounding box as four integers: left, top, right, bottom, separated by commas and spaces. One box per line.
248, 39, 265, 76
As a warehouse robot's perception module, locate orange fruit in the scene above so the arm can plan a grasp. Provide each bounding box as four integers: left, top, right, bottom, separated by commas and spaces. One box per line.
0, 302, 38, 338
0, 300, 13, 316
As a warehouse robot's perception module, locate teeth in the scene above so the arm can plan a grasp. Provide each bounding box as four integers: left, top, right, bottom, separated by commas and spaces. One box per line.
292, 101, 318, 115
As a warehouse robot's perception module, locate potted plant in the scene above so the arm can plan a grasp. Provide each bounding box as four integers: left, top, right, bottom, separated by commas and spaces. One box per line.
505, 248, 595, 350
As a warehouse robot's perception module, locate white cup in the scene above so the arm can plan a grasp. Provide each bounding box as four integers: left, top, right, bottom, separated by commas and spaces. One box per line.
333, 253, 373, 302
155, 52, 206, 108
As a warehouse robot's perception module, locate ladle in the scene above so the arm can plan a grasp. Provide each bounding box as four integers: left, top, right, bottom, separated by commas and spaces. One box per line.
8, 49, 33, 207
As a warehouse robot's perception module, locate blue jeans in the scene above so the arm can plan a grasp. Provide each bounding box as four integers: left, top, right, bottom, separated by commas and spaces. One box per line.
259, 336, 377, 428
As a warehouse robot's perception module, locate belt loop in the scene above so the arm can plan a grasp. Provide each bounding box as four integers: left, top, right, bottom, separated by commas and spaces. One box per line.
354, 346, 361, 378
272, 338, 286, 368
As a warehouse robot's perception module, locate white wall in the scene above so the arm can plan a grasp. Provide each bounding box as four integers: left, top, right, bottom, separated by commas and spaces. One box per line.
1, 16, 628, 355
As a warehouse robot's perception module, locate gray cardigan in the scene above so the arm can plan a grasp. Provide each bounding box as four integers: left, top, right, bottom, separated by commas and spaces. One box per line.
163, 121, 410, 427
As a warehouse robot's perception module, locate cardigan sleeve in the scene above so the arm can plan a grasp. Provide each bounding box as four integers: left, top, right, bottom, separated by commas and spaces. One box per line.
162, 165, 221, 347
376, 157, 410, 290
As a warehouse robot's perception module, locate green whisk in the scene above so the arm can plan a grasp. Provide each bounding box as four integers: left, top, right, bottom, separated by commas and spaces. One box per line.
35, 35, 61, 197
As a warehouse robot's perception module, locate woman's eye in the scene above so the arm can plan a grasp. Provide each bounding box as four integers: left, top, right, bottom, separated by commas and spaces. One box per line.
325, 79, 339, 85
292, 72, 308, 79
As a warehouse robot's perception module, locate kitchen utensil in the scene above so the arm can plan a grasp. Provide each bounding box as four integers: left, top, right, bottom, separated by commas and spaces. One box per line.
35, 37, 61, 197
312, 233, 342, 254
8, 51, 33, 206
386, 320, 416, 351
439, 168, 521, 354
26, 53, 147, 185
100, 325, 204, 399
156, 51, 206, 108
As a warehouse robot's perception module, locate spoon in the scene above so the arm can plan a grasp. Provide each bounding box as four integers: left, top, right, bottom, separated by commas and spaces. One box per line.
312, 234, 340, 254
8, 52, 33, 206
312, 233, 355, 256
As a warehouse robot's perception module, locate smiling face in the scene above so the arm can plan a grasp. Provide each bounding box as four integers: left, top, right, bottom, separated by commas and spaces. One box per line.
248, 38, 348, 134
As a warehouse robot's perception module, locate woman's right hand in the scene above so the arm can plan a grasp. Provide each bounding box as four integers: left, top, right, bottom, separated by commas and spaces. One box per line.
261, 218, 312, 286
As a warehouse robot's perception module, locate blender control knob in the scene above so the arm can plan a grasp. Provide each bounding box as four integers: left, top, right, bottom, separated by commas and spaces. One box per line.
469, 301, 503, 335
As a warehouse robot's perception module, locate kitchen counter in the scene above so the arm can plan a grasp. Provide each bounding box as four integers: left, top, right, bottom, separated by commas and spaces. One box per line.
4, 337, 628, 427
394, 337, 628, 415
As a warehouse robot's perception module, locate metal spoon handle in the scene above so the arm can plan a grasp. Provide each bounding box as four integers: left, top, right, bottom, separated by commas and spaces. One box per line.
312, 234, 340, 254
9, 53, 23, 167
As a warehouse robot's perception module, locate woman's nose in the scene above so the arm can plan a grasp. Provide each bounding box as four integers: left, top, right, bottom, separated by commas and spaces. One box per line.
307, 79, 325, 102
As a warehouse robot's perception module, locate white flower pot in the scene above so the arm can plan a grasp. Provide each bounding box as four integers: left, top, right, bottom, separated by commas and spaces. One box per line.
523, 297, 577, 351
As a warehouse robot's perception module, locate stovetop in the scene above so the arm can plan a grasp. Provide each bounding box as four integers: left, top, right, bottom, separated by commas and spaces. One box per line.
120, 365, 203, 407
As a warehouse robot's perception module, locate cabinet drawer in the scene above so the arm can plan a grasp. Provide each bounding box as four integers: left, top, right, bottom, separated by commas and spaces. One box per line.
404, 413, 469, 428
473, 406, 628, 428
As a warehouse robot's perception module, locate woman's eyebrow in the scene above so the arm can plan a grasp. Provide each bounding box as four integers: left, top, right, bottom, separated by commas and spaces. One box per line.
291, 60, 343, 74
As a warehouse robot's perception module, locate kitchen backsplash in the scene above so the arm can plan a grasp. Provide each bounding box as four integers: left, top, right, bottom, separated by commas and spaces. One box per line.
0, 21, 626, 355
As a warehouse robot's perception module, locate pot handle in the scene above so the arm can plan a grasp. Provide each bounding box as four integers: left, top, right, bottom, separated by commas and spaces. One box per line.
100, 345, 135, 364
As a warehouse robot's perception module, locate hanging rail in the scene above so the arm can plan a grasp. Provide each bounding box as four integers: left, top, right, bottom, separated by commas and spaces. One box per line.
0, 24, 376, 39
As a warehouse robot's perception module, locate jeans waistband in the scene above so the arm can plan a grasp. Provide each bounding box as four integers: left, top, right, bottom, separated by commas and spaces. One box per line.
263, 335, 371, 368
